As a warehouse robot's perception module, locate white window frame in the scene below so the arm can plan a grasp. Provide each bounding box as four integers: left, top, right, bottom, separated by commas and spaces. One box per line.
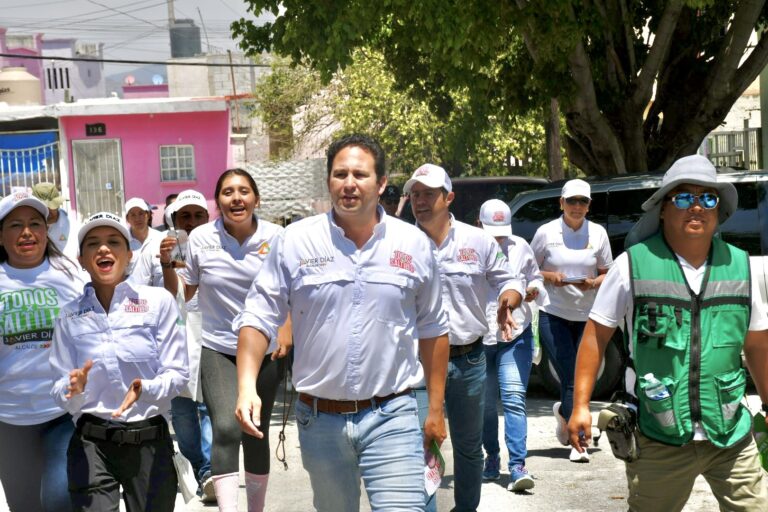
159, 144, 195, 182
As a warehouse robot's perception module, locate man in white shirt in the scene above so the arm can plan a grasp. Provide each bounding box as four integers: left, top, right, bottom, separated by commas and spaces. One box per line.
407, 165, 524, 512
233, 134, 454, 511
124, 197, 162, 275
569, 155, 768, 509
31, 182, 79, 259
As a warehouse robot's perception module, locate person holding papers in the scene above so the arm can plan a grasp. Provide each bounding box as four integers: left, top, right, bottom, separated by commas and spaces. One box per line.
530, 179, 613, 462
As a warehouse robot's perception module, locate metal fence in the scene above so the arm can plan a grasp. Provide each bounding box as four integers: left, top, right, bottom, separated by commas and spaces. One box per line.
0, 141, 61, 196
704, 121, 763, 170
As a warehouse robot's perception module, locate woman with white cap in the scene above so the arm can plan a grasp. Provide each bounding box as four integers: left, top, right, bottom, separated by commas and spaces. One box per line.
0, 191, 85, 512
50, 211, 188, 511
164, 169, 291, 512
530, 178, 613, 462
124, 197, 163, 274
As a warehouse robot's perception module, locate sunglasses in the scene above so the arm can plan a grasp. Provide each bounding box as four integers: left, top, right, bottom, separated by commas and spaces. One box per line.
564, 196, 590, 206
666, 192, 719, 210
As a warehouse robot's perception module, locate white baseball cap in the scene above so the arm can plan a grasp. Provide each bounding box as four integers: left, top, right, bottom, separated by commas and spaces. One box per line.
403, 164, 452, 193
561, 179, 591, 199
479, 199, 512, 237
0, 191, 49, 224
78, 212, 131, 248
164, 189, 208, 227
124, 197, 152, 215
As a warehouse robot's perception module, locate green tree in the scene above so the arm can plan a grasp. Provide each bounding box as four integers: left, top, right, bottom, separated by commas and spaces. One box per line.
233, 1, 768, 176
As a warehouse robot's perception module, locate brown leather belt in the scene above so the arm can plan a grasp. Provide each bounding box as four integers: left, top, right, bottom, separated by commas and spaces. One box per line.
299, 389, 412, 414
449, 337, 483, 358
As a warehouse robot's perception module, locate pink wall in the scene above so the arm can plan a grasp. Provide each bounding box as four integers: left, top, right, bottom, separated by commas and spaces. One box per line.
122, 84, 169, 99
60, 109, 229, 223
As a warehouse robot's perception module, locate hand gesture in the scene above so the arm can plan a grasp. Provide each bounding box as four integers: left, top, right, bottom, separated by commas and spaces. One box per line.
158, 236, 185, 268
524, 286, 539, 302
112, 379, 142, 418
497, 293, 521, 341
66, 359, 94, 399
235, 390, 264, 438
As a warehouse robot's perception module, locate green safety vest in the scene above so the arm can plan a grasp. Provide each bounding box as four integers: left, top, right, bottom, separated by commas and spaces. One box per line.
627, 233, 752, 448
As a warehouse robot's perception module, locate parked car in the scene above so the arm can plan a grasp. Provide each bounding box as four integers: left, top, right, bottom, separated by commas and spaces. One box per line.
508, 168, 768, 398
398, 175, 549, 225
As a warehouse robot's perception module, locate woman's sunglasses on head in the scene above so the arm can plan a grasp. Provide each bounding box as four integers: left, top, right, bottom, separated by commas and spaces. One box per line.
564, 196, 590, 206
666, 192, 719, 210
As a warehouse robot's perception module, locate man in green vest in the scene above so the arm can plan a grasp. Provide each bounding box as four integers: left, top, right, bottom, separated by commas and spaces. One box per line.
568, 155, 768, 510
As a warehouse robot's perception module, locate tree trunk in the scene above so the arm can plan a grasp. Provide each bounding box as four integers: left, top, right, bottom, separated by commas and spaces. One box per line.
546, 98, 564, 180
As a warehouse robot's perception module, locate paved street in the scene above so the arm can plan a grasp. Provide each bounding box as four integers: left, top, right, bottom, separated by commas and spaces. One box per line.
0, 378, 757, 511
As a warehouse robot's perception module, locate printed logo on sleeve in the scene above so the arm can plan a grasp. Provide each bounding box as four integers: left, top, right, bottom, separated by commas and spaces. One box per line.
457, 248, 479, 263
390, 250, 415, 272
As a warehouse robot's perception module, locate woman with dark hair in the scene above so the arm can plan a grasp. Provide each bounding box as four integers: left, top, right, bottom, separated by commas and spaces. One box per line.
0, 191, 84, 512
164, 169, 291, 512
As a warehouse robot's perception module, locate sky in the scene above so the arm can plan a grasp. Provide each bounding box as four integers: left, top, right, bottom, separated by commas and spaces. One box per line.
1, 0, 271, 74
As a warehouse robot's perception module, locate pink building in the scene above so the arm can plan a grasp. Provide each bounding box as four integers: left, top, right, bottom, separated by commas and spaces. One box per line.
0, 96, 231, 223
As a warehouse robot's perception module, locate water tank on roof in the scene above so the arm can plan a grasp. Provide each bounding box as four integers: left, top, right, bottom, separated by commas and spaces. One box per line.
0, 67, 42, 106
170, 19, 202, 58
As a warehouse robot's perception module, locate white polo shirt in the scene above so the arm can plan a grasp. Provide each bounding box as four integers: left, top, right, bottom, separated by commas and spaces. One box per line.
0, 258, 85, 425
589, 250, 768, 440
233, 209, 448, 401
530, 216, 613, 321
50, 280, 189, 423
128, 228, 164, 276
426, 218, 524, 346
180, 216, 283, 356
483, 235, 548, 345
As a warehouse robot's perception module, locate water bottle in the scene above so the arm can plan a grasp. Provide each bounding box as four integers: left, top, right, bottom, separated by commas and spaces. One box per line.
643, 373, 670, 400
754, 412, 768, 471
644, 373, 674, 428
168, 228, 187, 266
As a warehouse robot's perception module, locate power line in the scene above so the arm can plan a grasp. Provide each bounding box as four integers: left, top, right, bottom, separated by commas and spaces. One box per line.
0, 52, 269, 68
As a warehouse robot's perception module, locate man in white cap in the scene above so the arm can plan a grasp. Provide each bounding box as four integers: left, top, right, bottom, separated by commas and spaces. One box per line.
569, 154, 768, 509
406, 164, 524, 511
478, 199, 548, 492
31, 182, 79, 259
124, 197, 163, 274
130, 189, 215, 502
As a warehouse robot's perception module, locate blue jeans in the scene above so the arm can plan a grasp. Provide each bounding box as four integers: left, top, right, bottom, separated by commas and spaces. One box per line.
482, 326, 534, 469
171, 396, 212, 482
444, 341, 486, 512
0, 413, 73, 512
538, 311, 586, 421
296, 393, 424, 512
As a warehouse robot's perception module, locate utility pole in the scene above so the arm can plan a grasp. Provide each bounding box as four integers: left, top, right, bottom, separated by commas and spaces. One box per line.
167, 0, 175, 24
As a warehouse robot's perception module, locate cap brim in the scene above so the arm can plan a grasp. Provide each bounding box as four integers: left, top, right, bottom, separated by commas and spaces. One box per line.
0, 197, 50, 222
77, 220, 131, 248
482, 223, 512, 237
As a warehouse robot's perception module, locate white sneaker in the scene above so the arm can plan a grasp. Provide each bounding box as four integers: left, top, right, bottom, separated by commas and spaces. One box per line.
553, 402, 569, 446
569, 446, 590, 463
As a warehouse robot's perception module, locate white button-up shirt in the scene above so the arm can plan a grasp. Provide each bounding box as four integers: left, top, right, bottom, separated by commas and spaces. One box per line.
483, 234, 548, 344
233, 209, 448, 401
50, 280, 189, 423
427, 218, 524, 346
128, 228, 164, 276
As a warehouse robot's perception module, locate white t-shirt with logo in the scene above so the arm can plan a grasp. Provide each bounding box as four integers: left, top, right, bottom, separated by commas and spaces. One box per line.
0, 258, 85, 425
180, 217, 283, 356
530, 216, 613, 321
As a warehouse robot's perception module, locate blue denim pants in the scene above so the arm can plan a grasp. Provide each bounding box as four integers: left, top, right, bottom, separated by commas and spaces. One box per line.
537, 311, 586, 421
0, 413, 74, 512
171, 396, 212, 482
444, 341, 486, 512
482, 325, 534, 470
296, 393, 424, 512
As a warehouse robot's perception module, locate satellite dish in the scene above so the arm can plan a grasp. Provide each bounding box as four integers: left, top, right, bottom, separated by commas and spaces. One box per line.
152, 74, 164, 85
124, 75, 135, 85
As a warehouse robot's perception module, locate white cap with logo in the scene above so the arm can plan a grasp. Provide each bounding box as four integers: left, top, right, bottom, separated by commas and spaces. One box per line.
164, 189, 208, 227
479, 199, 513, 237
403, 164, 453, 193
0, 191, 49, 223
561, 179, 591, 199
78, 212, 131, 248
